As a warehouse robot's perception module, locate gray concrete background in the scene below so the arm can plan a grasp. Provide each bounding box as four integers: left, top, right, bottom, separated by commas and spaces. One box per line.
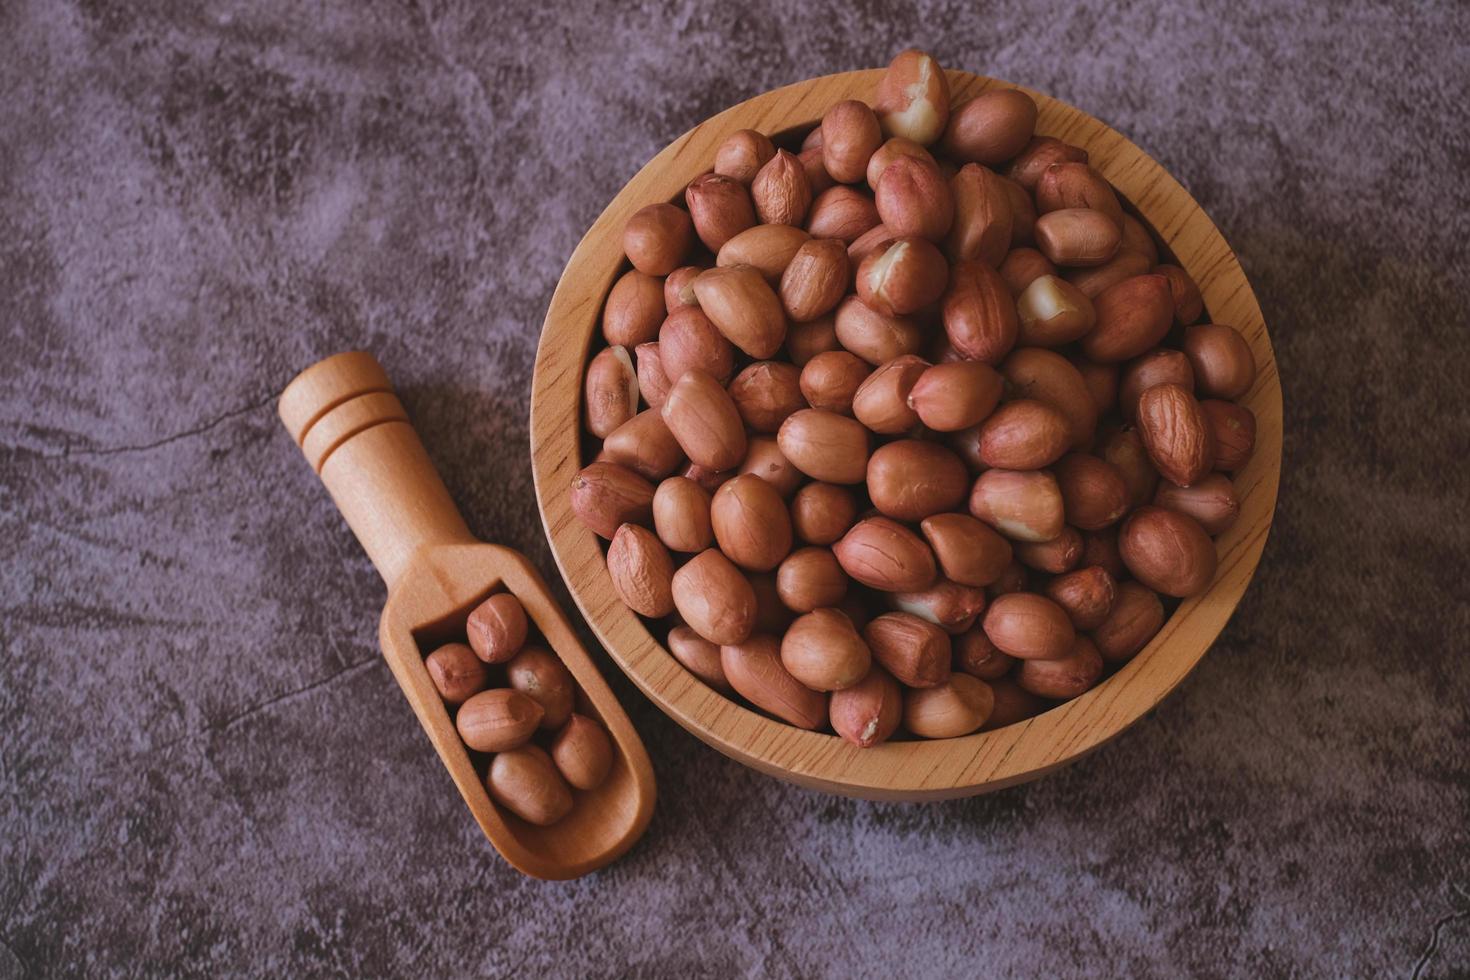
2, 1, 1467, 976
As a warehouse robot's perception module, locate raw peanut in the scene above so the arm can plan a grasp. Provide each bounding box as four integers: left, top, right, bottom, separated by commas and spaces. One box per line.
1035, 163, 1123, 228
920, 512, 1014, 587
751, 149, 813, 226
1006, 137, 1089, 190
425, 643, 490, 705
797, 145, 836, 197
506, 646, 576, 730
570, 461, 655, 539
1097, 426, 1159, 508
1119, 506, 1218, 597
874, 48, 951, 145
467, 593, 529, 664
1157, 263, 1204, 325
781, 608, 872, 691
1201, 399, 1257, 471
1155, 473, 1240, 535
1075, 359, 1119, 415
601, 409, 684, 481
1091, 581, 1164, 663
714, 128, 776, 184
776, 547, 849, 613
584, 345, 639, 439
1034, 208, 1122, 267
606, 523, 677, 617
717, 224, 811, 283
941, 89, 1038, 164
1184, 323, 1256, 399
893, 578, 988, 634
941, 260, 1019, 363
550, 714, 614, 791
790, 482, 859, 545
685, 172, 756, 252
988, 559, 1029, 597
982, 592, 1075, 660
1066, 249, 1152, 300
847, 222, 898, 265
1120, 214, 1159, 264
653, 476, 713, 553
834, 295, 924, 365
777, 408, 871, 484
1136, 383, 1214, 488
1052, 453, 1130, 530
660, 370, 747, 472
866, 440, 969, 521
1014, 526, 1083, 574
830, 667, 903, 748
728, 361, 805, 433
1081, 528, 1126, 580
946, 163, 1013, 265
983, 678, 1043, 729
1016, 274, 1096, 347
821, 100, 884, 184
710, 474, 794, 572
720, 634, 827, 729
487, 745, 574, 826
786, 315, 841, 366
863, 611, 952, 687
624, 202, 694, 276
635, 342, 672, 410
954, 627, 1015, 680
852, 354, 929, 433
737, 436, 803, 498
681, 462, 734, 493
998, 175, 1037, 245
664, 265, 703, 312
834, 517, 938, 592
602, 269, 666, 348
780, 239, 850, 322
875, 156, 954, 241
969, 469, 1066, 542
751, 571, 795, 636
799, 350, 871, 415
1081, 274, 1176, 362
806, 186, 881, 243
457, 688, 544, 752
1120, 348, 1195, 420
999, 247, 1058, 295
1017, 636, 1103, 700
667, 625, 732, 692
977, 399, 1071, 470
672, 549, 757, 645
867, 137, 937, 190
908, 360, 1005, 432
659, 306, 734, 385
1001, 348, 1097, 451
691, 265, 788, 359
1045, 565, 1117, 630
856, 236, 949, 316
904, 674, 994, 738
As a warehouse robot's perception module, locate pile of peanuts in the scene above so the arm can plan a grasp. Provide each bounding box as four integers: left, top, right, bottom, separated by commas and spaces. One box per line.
424, 591, 613, 824
571, 49, 1257, 747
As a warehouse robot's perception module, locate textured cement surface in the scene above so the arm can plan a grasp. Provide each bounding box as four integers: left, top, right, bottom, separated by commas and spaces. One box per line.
3, 0, 1468, 976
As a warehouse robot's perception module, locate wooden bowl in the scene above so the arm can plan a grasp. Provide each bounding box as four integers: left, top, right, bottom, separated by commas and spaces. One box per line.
530, 70, 1281, 801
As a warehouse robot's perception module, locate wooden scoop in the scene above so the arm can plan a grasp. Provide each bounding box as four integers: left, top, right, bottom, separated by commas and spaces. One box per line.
278, 351, 655, 880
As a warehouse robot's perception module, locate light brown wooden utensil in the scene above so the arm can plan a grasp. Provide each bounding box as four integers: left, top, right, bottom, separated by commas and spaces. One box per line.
279, 351, 655, 879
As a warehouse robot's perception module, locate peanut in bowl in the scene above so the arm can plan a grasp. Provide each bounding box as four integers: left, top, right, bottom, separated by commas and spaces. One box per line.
529, 54, 1281, 801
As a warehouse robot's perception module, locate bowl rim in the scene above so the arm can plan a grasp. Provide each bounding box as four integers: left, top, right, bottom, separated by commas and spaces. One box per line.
530, 68, 1282, 801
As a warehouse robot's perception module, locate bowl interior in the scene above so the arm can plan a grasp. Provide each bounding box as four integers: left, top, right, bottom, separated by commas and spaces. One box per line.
530, 69, 1281, 801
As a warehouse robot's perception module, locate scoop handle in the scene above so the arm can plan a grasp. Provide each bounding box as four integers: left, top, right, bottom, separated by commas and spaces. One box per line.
279, 351, 473, 589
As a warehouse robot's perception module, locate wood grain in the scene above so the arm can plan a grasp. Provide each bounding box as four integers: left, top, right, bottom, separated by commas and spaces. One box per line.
281, 352, 656, 878
530, 70, 1281, 801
